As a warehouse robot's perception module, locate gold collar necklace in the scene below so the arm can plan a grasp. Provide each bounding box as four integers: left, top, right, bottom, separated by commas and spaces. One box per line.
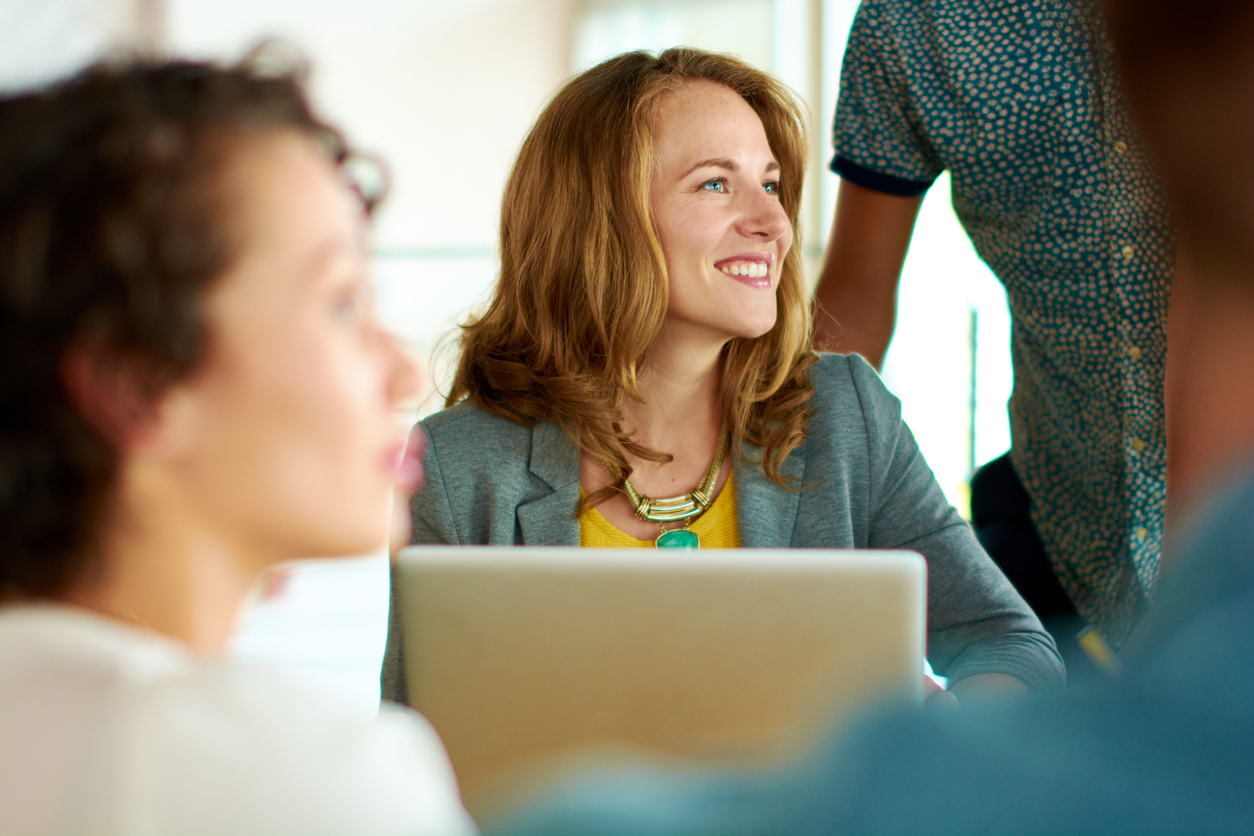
621, 428, 731, 549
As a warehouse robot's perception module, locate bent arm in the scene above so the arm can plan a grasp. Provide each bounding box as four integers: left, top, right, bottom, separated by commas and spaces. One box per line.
848, 358, 1065, 691
811, 180, 923, 366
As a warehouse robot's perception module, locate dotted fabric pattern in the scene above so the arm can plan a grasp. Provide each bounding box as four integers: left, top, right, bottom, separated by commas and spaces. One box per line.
832, 0, 1173, 647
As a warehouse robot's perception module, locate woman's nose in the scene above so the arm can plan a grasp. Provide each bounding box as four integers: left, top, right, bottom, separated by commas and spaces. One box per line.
381, 327, 426, 408
738, 188, 791, 243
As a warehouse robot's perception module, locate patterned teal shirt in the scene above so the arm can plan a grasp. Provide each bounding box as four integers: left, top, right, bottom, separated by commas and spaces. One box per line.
832, 0, 1173, 646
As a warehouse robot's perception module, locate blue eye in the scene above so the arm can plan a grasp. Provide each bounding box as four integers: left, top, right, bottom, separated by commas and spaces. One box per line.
700, 178, 727, 193
764, 180, 781, 195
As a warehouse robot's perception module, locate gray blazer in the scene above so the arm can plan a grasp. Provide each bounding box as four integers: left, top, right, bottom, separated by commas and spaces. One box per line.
382, 354, 1064, 701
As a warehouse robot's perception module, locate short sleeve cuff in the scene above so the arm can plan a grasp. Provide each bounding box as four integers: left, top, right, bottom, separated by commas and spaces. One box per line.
831, 156, 935, 198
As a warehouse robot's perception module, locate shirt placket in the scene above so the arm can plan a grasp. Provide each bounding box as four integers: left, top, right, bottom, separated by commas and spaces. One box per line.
1097, 45, 1167, 607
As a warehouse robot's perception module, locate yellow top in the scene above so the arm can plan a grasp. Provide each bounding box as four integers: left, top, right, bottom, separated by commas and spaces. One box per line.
580, 472, 741, 548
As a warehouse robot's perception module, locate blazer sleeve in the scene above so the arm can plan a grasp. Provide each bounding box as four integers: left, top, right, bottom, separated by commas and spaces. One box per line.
381, 422, 458, 706
847, 356, 1065, 691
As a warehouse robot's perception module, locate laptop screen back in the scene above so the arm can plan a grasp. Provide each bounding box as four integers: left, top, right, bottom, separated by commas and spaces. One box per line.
396, 546, 924, 812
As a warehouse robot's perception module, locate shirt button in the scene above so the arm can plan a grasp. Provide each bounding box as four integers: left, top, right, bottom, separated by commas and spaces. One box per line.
1127, 345, 1143, 360
1135, 526, 1149, 541
1114, 140, 1128, 155
1131, 437, 1147, 453
1121, 244, 1136, 261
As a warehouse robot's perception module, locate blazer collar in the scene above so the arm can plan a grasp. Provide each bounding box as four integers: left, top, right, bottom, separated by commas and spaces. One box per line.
517, 421, 581, 545
733, 438, 806, 547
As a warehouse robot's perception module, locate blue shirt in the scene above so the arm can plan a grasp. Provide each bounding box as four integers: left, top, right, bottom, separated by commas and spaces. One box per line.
832, 0, 1173, 645
492, 469, 1254, 835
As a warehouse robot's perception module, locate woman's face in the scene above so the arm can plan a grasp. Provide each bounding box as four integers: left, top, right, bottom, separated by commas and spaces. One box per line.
649, 80, 793, 346
159, 132, 422, 567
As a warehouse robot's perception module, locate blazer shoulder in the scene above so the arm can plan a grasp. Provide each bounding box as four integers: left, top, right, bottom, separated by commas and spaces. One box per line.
806, 352, 904, 444
423, 401, 529, 438
809, 352, 875, 407
420, 402, 535, 468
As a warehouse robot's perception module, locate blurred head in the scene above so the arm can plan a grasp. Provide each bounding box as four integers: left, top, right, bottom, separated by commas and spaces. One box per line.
0, 56, 420, 599
1108, 0, 1254, 279
452, 48, 814, 491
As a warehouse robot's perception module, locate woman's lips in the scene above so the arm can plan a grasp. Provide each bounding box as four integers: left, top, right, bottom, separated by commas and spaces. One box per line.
714, 252, 774, 286
389, 425, 427, 493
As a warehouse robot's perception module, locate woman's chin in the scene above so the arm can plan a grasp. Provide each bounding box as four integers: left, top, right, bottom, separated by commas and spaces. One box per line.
298, 512, 394, 561
735, 315, 779, 341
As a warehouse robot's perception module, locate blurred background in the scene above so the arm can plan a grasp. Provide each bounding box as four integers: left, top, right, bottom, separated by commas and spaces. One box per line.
1, 0, 1010, 712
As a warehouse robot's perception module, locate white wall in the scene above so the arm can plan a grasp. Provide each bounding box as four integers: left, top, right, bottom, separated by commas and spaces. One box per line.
0, 0, 158, 90
166, 0, 579, 411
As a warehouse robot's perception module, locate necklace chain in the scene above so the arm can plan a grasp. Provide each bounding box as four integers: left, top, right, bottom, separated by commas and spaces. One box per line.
620, 429, 731, 524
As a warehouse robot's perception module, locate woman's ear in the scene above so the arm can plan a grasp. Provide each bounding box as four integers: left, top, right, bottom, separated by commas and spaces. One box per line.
60, 345, 173, 454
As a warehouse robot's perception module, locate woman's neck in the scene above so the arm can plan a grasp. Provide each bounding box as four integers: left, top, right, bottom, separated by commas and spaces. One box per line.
62, 464, 260, 656
625, 329, 725, 447
579, 331, 733, 539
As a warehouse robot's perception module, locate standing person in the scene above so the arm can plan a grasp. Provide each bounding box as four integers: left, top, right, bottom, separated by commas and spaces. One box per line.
811, 0, 1174, 667
0, 57, 474, 834
381, 47, 1063, 709
490, 0, 1254, 831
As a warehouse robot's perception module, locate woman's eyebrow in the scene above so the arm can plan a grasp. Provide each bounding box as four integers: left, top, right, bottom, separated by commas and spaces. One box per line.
680, 158, 781, 178
681, 157, 737, 178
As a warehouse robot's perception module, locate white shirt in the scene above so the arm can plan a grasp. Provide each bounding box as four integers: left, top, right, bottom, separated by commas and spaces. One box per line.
0, 605, 476, 835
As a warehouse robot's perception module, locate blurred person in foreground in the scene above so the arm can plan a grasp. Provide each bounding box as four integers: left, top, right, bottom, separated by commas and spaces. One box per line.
0, 56, 473, 834
491, 2, 1254, 833
381, 47, 1063, 709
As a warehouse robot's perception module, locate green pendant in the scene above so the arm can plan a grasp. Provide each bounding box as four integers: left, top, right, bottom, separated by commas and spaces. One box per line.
656, 528, 699, 549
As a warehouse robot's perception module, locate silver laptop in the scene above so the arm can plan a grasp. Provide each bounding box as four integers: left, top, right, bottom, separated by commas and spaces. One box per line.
396, 546, 924, 813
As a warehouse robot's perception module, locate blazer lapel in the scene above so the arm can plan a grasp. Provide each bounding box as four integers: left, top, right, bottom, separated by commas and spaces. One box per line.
734, 439, 806, 547
517, 421, 581, 546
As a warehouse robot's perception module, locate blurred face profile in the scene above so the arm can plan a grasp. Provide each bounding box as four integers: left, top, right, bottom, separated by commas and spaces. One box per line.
648, 80, 793, 345
160, 132, 422, 566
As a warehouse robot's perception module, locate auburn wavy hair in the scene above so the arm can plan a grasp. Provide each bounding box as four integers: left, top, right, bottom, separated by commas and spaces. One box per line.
449, 48, 817, 509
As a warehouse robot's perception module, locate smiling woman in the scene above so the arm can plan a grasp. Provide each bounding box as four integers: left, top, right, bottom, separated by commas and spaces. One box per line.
383, 48, 1065, 706
650, 80, 792, 347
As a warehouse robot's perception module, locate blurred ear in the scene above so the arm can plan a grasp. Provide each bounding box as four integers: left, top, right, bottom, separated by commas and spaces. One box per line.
60, 345, 173, 454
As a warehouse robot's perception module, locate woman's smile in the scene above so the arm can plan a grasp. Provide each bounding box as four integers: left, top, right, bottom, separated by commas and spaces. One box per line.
714, 252, 775, 286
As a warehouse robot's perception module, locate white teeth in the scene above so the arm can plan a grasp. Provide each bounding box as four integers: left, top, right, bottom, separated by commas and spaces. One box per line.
720, 262, 769, 278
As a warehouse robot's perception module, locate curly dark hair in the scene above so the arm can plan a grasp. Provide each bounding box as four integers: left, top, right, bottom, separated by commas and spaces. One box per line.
0, 53, 357, 598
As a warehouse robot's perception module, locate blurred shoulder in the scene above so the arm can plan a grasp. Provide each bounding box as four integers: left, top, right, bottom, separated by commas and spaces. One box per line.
97, 665, 475, 834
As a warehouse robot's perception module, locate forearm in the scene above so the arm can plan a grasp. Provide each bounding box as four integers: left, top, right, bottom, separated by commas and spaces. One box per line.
921, 522, 1064, 690
811, 180, 922, 366
847, 357, 1065, 690
812, 263, 898, 366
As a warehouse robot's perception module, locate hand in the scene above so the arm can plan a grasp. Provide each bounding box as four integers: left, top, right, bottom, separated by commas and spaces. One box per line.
924, 674, 958, 709
946, 672, 1029, 705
